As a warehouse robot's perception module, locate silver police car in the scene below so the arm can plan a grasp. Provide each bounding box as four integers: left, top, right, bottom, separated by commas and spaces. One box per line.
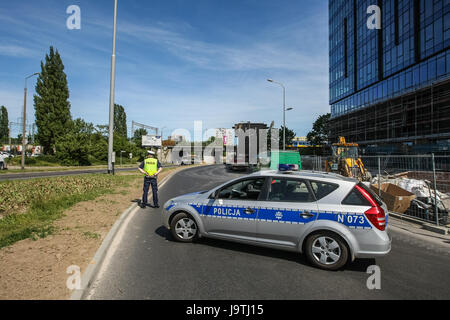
162, 169, 391, 270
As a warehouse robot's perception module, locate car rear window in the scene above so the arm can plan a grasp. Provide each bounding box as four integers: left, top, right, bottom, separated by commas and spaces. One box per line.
310, 181, 339, 200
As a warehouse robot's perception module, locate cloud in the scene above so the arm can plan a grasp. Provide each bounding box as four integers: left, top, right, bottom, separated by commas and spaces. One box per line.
0, 45, 38, 58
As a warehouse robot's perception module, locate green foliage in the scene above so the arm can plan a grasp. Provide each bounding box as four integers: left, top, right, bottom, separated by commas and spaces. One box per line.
132, 128, 148, 148
0, 173, 140, 248
307, 113, 331, 146
0, 106, 8, 143
34, 46, 72, 154
7, 155, 60, 167
114, 104, 127, 138
55, 118, 91, 166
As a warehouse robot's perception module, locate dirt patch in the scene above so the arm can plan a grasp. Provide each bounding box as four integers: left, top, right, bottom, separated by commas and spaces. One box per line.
0, 165, 192, 300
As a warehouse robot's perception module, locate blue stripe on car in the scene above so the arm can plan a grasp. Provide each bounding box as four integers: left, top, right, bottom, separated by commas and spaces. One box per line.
187, 204, 372, 229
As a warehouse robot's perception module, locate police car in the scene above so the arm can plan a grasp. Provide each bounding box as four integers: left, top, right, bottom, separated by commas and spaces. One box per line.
162, 165, 391, 270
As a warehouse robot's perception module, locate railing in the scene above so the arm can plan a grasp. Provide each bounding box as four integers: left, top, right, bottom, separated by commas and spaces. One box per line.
302, 154, 450, 226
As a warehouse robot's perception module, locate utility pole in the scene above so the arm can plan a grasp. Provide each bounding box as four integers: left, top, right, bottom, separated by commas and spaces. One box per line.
8, 121, 11, 146
107, 0, 118, 174
22, 73, 39, 170
268, 79, 292, 151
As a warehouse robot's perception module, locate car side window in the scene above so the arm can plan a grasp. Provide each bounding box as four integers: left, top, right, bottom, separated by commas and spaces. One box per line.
216, 178, 266, 200
310, 181, 339, 200
342, 188, 371, 206
267, 178, 315, 202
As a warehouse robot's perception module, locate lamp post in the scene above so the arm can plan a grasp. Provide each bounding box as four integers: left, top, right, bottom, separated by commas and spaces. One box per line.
267, 79, 288, 150
22, 73, 40, 170
107, 0, 118, 174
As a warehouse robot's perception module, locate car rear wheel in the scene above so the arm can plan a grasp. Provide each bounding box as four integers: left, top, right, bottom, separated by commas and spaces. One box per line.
170, 212, 198, 243
305, 231, 349, 271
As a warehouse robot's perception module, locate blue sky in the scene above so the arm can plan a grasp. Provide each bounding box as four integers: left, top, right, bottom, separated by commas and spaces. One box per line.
0, 0, 329, 140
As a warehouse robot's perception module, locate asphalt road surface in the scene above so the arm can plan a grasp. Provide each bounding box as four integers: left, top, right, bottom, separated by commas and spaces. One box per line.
87, 165, 450, 300
0, 166, 175, 181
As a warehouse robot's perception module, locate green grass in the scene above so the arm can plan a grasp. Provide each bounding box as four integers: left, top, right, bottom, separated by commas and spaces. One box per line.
0, 173, 141, 248
0, 168, 177, 248
82, 231, 101, 239
0, 163, 139, 174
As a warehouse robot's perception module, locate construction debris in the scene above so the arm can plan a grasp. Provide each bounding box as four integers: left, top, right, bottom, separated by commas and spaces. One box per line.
371, 173, 450, 226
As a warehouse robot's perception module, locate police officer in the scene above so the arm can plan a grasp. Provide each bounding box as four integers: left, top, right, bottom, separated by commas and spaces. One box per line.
138, 150, 163, 209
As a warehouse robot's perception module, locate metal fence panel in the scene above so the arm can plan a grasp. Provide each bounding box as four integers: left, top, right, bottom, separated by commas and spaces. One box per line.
304, 154, 449, 226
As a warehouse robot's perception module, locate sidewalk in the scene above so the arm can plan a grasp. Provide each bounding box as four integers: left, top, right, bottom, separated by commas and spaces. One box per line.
388, 215, 450, 251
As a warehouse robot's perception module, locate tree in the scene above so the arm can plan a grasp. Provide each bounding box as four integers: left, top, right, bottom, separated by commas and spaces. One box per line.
55, 118, 92, 165
132, 128, 148, 147
114, 104, 127, 138
34, 46, 72, 155
307, 113, 331, 146
0, 106, 8, 143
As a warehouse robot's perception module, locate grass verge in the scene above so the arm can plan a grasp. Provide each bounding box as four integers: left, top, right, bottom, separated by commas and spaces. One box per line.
0, 172, 144, 249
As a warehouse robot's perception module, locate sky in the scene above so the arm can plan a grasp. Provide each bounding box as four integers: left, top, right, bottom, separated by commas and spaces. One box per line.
0, 0, 329, 140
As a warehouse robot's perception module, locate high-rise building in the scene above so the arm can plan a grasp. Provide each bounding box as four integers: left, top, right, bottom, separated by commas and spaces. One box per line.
329, 0, 450, 153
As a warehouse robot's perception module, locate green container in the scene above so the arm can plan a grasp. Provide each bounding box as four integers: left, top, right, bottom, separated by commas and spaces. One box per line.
270, 151, 302, 170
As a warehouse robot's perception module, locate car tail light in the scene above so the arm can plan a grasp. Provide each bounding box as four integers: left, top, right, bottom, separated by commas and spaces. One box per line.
355, 185, 386, 231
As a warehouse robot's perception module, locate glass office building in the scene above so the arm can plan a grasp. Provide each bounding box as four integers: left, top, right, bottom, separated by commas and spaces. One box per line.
329, 0, 450, 153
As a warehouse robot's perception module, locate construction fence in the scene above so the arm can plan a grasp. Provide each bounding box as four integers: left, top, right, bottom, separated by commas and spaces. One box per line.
302, 154, 450, 226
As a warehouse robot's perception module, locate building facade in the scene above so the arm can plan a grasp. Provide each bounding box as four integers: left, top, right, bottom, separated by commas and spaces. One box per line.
329, 0, 450, 154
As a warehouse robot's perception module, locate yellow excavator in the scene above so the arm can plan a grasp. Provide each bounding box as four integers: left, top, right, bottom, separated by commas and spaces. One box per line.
325, 137, 372, 182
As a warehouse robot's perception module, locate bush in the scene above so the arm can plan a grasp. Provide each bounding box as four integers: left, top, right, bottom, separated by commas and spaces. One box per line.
36, 155, 59, 163
55, 132, 91, 166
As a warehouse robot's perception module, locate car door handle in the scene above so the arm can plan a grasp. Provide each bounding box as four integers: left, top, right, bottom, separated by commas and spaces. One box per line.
244, 208, 255, 215
300, 211, 314, 218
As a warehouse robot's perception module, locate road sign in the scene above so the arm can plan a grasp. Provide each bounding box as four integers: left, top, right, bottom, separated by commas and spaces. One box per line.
142, 135, 162, 147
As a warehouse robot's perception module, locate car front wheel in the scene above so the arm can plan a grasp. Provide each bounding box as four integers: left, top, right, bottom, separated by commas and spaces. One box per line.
170, 212, 198, 242
305, 231, 349, 271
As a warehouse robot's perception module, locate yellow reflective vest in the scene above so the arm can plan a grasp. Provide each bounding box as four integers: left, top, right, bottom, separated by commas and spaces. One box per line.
143, 158, 158, 176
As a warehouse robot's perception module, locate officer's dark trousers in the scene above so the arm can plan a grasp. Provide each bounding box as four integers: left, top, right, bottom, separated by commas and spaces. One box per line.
142, 177, 158, 206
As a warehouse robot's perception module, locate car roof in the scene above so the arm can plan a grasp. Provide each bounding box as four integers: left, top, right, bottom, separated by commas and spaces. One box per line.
249, 169, 358, 183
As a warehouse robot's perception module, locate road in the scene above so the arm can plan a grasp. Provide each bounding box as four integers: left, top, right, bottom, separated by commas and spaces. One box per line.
0, 166, 175, 181
86, 165, 450, 300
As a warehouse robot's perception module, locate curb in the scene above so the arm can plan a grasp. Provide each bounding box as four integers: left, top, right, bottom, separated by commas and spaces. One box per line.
69, 203, 138, 300
69, 164, 204, 300
389, 212, 449, 235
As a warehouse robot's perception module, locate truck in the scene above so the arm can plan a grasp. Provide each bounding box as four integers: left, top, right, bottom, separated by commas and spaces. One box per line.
225, 122, 268, 172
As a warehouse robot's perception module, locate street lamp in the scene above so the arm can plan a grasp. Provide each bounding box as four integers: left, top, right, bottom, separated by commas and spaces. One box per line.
107, 0, 118, 174
267, 79, 288, 150
22, 72, 40, 170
